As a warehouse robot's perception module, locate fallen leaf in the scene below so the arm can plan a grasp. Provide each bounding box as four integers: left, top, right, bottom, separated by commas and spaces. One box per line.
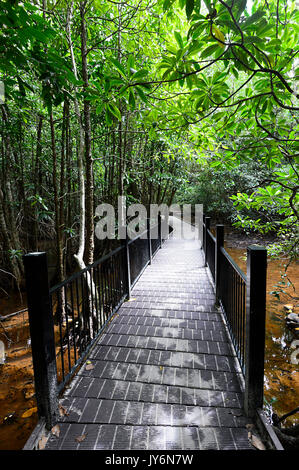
76, 433, 87, 443
85, 363, 95, 370
249, 433, 266, 450
284, 304, 293, 311
86, 360, 91, 364
38, 434, 48, 450
23, 387, 34, 400
21, 407, 38, 418
59, 405, 69, 417
51, 424, 60, 437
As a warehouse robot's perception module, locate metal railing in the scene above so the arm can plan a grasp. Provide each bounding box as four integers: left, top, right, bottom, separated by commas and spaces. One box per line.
218, 246, 247, 373
202, 215, 267, 418
49, 245, 127, 391
23, 216, 171, 429
203, 216, 216, 280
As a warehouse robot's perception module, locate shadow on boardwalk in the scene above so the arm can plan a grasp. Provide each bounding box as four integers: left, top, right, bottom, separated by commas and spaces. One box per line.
44, 217, 256, 450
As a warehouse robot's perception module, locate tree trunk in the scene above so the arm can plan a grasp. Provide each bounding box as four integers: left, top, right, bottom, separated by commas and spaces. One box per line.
80, 0, 94, 265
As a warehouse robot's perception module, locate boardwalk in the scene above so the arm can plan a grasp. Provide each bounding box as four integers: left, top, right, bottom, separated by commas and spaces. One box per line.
44, 218, 255, 450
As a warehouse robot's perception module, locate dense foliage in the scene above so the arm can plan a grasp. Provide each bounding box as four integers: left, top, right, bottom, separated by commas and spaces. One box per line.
0, 0, 298, 291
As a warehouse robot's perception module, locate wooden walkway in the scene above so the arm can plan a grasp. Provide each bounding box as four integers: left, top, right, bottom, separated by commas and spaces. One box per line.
44, 219, 256, 450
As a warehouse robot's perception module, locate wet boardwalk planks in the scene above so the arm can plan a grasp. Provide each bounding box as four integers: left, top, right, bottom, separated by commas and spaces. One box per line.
45, 219, 255, 450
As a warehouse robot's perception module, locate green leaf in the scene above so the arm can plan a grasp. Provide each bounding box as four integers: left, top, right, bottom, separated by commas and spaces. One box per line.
107, 103, 121, 120
202, 0, 212, 14
127, 54, 135, 73
105, 107, 113, 125
110, 58, 127, 78
243, 36, 264, 45
96, 102, 104, 115
136, 86, 148, 103
234, 0, 247, 20
201, 44, 219, 58
243, 10, 266, 29
129, 89, 136, 109
163, 0, 176, 10
131, 69, 149, 81
174, 31, 184, 48
186, 0, 194, 20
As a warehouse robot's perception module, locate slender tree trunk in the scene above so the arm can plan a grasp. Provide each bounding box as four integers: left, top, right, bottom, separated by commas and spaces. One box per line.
1, 107, 23, 277
66, 2, 85, 270
117, 2, 124, 198
66, 2, 97, 339
80, 0, 94, 265
50, 112, 65, 321
34, 115, 43, 250
0, 188, 22, 287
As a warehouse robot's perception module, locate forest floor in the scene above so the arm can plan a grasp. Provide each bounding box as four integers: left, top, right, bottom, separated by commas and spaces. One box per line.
224, 228, 277, 250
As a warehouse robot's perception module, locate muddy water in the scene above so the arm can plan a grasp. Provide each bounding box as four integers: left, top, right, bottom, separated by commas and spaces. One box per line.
0, 293, 38, 450
0, 247, 298, 449
226, 245, 299, 428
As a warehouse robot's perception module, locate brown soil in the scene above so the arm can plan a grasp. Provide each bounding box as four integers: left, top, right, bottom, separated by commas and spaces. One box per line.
0, 301, 78, 450
0, 308, 38, 450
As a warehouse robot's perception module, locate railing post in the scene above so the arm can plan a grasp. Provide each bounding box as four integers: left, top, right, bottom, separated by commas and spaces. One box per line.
23, 252, 58, 430
123, 227, 131, 299
158, 213, 162, 249
215, 225, 224, 306
202, 215, 205, 253
204, 216, 210, 267
244, 245, 267, 418
147, 218, 152, 265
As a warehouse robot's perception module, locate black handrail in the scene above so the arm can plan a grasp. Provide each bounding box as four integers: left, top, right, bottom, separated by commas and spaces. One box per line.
220, 246, 246, 282
23, 216, 171, 429
202, 215, 267, 418
206, 228, 216, 281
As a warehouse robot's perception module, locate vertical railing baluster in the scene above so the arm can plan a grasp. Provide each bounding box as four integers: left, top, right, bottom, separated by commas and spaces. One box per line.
202, 215, 206, 255
123, 226, 131, 299
80, 274, 88, 350
158, 213, 162, 249
99, 263, 105, 323
147, 217, 152, 265
63, 284, 72, 373
97, 264, 103, 327
204, 217, 210, 267
242, 278, 246, 373
75, 277, 81, 355
215, 225, 224, 306
57, 290, 65, 383
89, 268, 95, 336
93, 266, 100, 332
112, 255, 118, 306
69, 282, 77, 364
